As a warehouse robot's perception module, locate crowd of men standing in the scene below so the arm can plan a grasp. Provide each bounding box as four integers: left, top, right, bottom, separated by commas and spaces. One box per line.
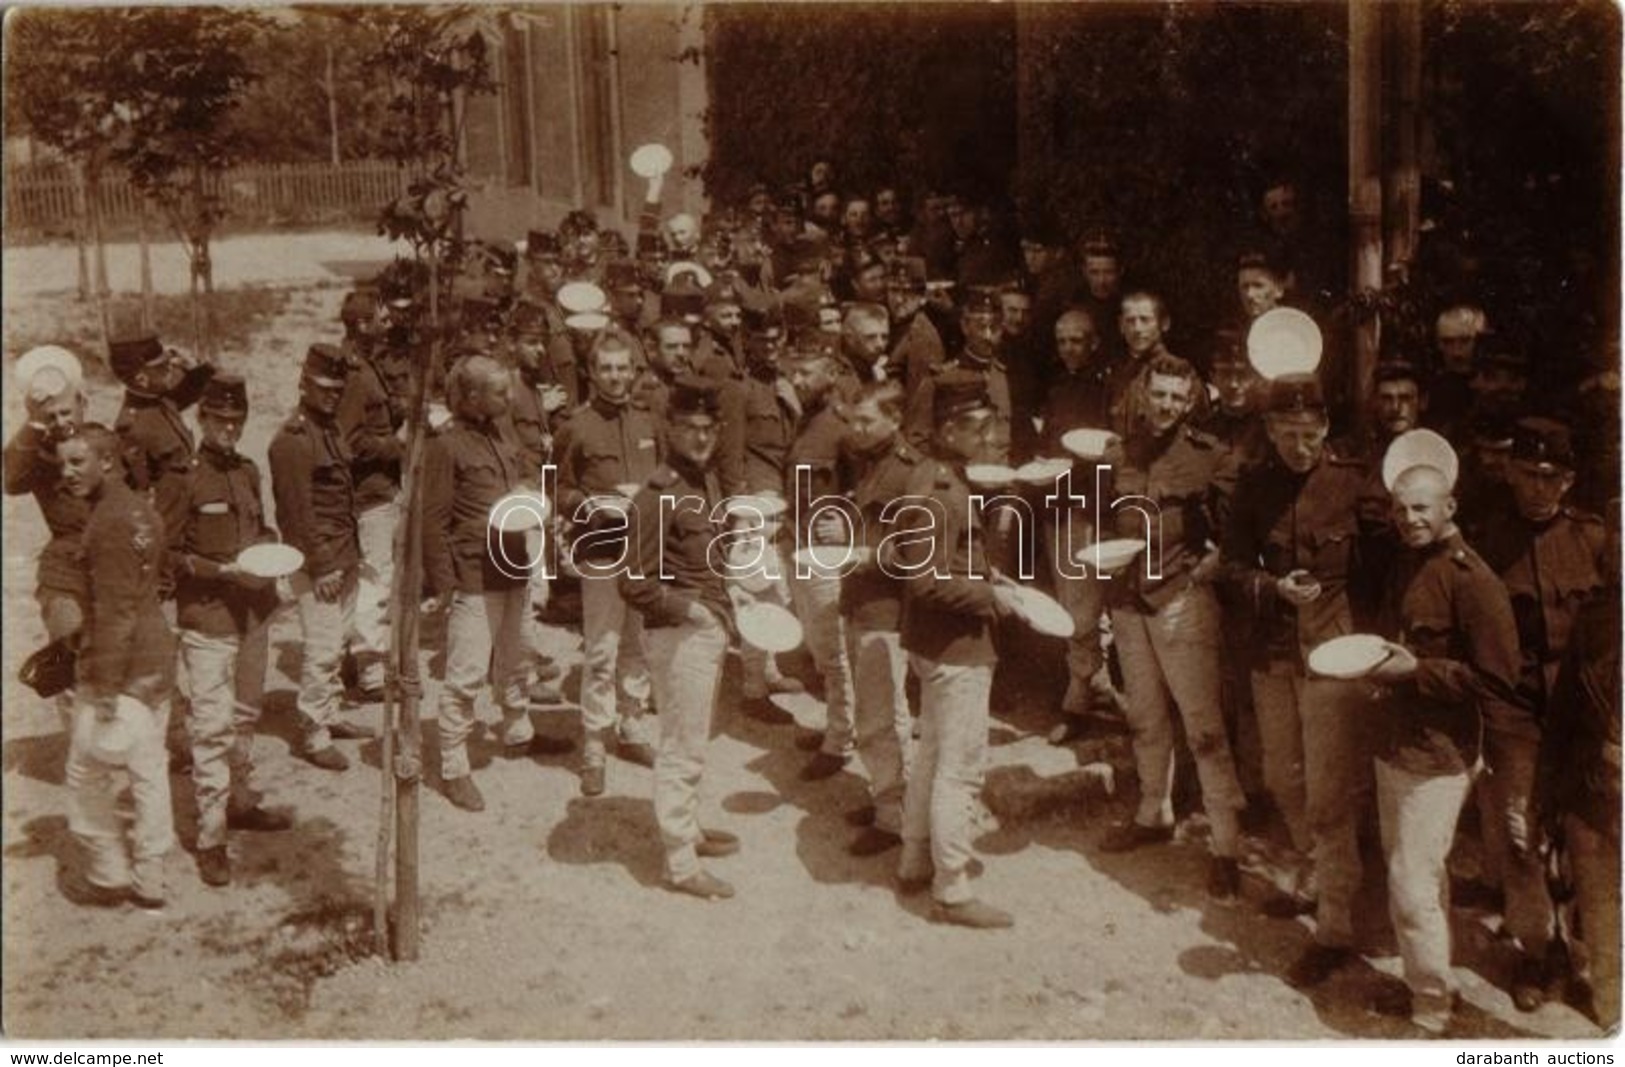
6, 159, 1618, 1037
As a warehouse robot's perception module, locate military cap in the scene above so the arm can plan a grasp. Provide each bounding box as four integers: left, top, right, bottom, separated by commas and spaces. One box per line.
782, 337, 836, 365
1263, 372, 1325, 416
1209, 332, 1248, 369
510, 299, 550, 337
933, 367, 996, 426
460, 295, 503, 331
109, 334, 167, 383
669, 374, 722, 420
782, 297, 821, 336
887, 256, 927, 292
1511, 416, 1575, 472
661, 276, 707, 322
1019, 213, 1064, 248
199, 373, 249, 418
486, 245, 517, 276
559, 209, 599, 239
1236, 247, 1289, 278
1078, 231, 1121, 259
961, 287, 1001, 317
790, 235, 829, 276
604, 260, 641, 293
635, 230, 668, 256
600, 229, 630, 260
340, 289, 380, 325
742, 302, 783, 336
1475, 345, 1530, 375
1468, 411, 1517, 449
303, 343, 351, 388
526, 230, 562, 259
1374, 358, 1424, 385
705, 279, 744, 309
775, 186, 805, 216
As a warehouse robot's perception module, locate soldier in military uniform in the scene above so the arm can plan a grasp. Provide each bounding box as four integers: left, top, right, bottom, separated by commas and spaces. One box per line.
836, 380, 922, 856
784, 344, 859, 781
1199, 342, 1270, 469
619, 377, 742, 900
421, 356, 538, 813
1107, 290, 1181, 440
5, 352, 91, 727
336, 291, 408, 707
110, 333, 216, 585
696, 280, 747, 382
553, 335, 661, 796
893, 368, 1015, 928
632, 319, 696, 427
170, 376, 292, 887
1220, 374, 1385, 985
1096, 354, 1247, 903
1367, 457, 1521, 1035
885, 256, 947, 397
269, 345, 366, 773
1473, 417, 1607, 1011
904, 290, 1012, 460
59, 425, 176, 909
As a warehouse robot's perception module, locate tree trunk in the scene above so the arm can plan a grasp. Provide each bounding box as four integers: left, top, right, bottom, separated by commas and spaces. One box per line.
138, 199, 155, 332
72, 166, 90, 304
1348, 3, 1384, 437
326, 39, 342, 166
87, 162, 112, 349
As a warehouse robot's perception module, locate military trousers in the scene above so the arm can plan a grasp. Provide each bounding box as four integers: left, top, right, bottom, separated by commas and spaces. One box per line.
352, 498, 398, 693
643, 611, 728, 883
438, 586, 532, 779
1251, 662, 1373, 947
1566, 814, 1620, 1031
790, 572, 855, 756
578, 571, 651, 758
1111, 584, 1243, 856
899, 656, 991, 906
1376, 757, 1472, 1025
845, 624, 910, 835
180, 624, 270, 850
292, 567, 358, 749
66, 695, 174, 901
1048, 527, 1106, 708
38, 588, 85, 733
1475, 729, 1555, 955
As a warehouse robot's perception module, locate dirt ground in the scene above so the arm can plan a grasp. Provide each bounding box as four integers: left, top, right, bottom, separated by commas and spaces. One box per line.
0, 233, 1607, 1041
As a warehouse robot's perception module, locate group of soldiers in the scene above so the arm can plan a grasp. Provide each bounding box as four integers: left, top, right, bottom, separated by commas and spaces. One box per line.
6, 165, 1619, 1037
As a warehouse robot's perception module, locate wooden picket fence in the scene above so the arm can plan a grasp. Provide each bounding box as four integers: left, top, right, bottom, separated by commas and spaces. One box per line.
5, 160, 410, 233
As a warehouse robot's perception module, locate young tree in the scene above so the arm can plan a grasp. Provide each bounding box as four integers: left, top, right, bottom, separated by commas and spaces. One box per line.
358, 3, 498, 962
108, 7, 265, 361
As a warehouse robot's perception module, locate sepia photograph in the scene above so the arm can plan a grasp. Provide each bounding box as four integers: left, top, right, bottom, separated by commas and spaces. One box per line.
1, 0, 1619, 1045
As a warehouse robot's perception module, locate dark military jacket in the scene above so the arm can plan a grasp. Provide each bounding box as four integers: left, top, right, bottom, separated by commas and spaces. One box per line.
336, 355, 404, 510
1038, 365, 1114, 455
1103, 421, 1236, 613
894, 310, 946, 397
421, 417, 527, 597
503, 372, 560, 484
718, 374, 795, 498
619, 458, 732, 630
553, 396, 660, 562
897, 454, 998, 666
787, 393, 849, 515
1221, 448, 1383, 668
4, 423, 90, 598
1541, 584, 1622, 838
79, 479, 173, 699
1476, 504, 1607, 721
839, 433, 924, 631
1376, 529, 1522, 776
268, 405, 360, 580
116, 368, 213, 593
172, 443, 280, 637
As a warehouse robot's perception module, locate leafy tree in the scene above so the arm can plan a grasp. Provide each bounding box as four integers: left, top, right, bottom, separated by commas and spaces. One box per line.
107, 7, 266, 360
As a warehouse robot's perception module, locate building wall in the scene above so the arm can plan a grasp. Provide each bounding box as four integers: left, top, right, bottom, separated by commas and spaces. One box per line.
462, 4, 707, 247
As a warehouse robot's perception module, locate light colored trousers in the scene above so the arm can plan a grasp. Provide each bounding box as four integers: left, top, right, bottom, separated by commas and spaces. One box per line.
1111, 584, 1243, 856
353, 498, 398, 693
1048, 520, 1106, 703
578, 571, 651, 757
1251, 662, 1372, 947
438, 586, 532, 779
846, 625, 911, 834
180, 622, 270, 850
293, 567, 358, 748
644, 612, 728, 883
67, 697, 174, 899
1566, 814, 1621, 1032
1376, 757, 1472, 1020
790, 573, 855, 756
900, 656, 992, 906
1476, 729, 1555, 955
